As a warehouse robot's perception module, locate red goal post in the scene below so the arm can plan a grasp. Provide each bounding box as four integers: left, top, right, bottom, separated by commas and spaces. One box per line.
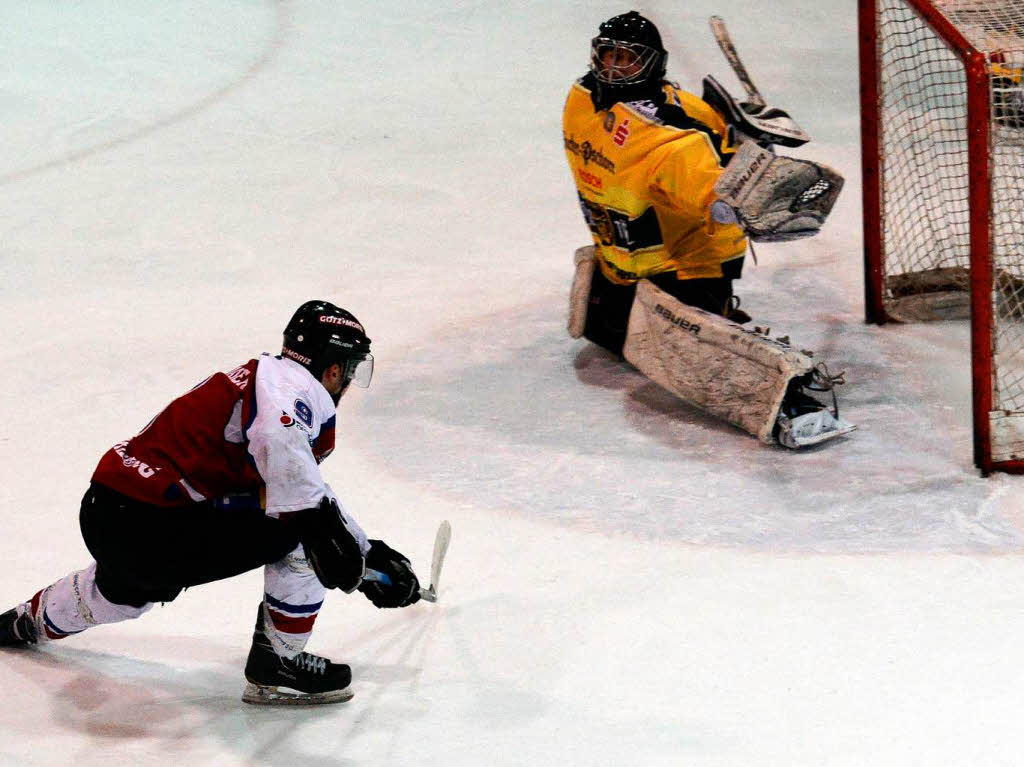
859, 0, 1024, 474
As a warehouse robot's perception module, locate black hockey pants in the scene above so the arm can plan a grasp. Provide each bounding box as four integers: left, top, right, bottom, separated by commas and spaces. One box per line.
79, 483, 301, 608
583, 260, 743, 357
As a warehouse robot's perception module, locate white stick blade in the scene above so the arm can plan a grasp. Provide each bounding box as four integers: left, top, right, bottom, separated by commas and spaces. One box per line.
430, 520, 451, 593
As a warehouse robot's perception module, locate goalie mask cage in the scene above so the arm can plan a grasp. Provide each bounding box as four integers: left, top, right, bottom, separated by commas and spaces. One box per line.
860, 0, 1024, 474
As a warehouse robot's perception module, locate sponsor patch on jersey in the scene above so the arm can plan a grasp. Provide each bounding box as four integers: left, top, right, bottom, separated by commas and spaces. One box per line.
280, 412, 295, 427
294, 399, 314, 428
577, 168, 603, 191
612, 118, 631, 147
603, 112, 616, 133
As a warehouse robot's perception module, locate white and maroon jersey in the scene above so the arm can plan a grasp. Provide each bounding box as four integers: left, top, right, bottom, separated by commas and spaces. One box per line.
92, 353, 338, 515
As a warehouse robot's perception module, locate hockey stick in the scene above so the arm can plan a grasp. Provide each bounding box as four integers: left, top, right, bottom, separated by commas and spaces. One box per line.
705, 16, 811, 147
418, 519, 451, 603
363, 520, 452, 603
708, 15, 765, 108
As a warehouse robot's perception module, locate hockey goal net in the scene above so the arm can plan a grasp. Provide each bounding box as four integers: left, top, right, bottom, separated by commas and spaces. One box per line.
860, 0, 1024, 473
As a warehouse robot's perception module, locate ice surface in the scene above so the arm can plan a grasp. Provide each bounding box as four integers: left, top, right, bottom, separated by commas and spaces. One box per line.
2, 2, 1024, 766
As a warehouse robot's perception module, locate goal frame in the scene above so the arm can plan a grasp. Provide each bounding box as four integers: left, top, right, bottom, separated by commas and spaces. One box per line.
858, 0, 1024, 475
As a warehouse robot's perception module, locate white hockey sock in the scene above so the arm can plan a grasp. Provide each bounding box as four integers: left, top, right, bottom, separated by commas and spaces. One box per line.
23, 562, 154, 641
262, 545, 326, 659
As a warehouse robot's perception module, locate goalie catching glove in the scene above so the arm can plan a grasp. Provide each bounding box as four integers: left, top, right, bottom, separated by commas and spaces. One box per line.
358, 540, 421, 608
711, 140, 843, 242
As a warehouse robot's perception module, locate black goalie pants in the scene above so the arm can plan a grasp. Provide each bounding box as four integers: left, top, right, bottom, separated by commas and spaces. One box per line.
583, 261, 742, 357
79, 483, 300, 608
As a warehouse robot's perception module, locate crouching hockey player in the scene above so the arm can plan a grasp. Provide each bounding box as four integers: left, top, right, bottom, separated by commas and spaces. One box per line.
563, 11, 853, 449
0, 300, 422, 705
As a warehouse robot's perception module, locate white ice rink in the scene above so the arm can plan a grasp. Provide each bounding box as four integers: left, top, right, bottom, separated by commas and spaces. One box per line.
3, 2, 1024, 765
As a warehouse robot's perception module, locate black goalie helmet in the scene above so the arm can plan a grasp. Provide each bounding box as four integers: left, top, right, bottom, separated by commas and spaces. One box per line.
282, 300, 373, 388
590, 11, 668, 89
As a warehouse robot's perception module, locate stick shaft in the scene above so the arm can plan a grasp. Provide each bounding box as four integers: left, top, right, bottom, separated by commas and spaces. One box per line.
709, 16, 766, 108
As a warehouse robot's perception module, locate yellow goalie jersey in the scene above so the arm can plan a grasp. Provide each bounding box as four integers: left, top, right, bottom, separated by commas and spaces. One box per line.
563, 78, 747, 284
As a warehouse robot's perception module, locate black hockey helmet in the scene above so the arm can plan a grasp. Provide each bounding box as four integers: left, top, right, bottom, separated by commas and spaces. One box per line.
590, 11, 668, 88
282, 300, 373, 388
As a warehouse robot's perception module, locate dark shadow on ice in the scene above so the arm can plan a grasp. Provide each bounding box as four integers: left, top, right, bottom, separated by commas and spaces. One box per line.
352, 294, 1020, 554
1, 643, 357, 767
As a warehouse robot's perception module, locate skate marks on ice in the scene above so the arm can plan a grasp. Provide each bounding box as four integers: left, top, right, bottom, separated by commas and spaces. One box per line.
353, 295, 1020, 553
0, 2, 291, 187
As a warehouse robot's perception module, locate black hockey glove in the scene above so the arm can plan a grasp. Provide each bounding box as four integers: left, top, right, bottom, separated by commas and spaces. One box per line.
701, 74, 810, 149
358, 540, 421, 609
296, 497, 365, 593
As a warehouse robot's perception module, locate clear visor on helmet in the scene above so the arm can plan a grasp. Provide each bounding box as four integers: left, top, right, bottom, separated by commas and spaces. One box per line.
342, 353, 374, 388
590, 37, 660, 85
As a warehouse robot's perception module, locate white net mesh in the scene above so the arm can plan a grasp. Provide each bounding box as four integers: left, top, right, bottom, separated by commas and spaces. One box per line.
876, 0, 1024, 414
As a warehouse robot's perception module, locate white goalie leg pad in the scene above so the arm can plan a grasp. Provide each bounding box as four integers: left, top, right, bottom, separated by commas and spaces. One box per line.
622, 280, 815, 443
568, 245, 596, 339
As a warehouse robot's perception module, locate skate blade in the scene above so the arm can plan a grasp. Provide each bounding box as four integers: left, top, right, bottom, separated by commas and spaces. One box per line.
242, 682, 354, 705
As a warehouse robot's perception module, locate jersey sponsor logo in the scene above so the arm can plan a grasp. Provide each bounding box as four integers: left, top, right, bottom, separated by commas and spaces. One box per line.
603, 112, 616, 133
577, 168, 603, 190
579, 196, 663, 253
654, 304, 701, 335
293, 399, 314, 428
319, 315, 363, 332
563, 132, 616, 172
112, 441, 159, 478
281, 408, 314, 436
580, 196, 615, 246
612, 118, 631, 147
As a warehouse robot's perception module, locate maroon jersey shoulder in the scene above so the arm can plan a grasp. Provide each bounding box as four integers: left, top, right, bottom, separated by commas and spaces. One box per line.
91, 359, 262, 506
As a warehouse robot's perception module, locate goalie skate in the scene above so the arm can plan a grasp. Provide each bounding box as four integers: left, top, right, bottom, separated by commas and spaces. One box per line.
242, 604, 353, 705
776, 409, 856, 449
774, 368, 856, 449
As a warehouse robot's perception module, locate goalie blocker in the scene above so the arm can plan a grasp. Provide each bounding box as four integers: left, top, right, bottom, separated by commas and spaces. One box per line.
711, 140, 844, 242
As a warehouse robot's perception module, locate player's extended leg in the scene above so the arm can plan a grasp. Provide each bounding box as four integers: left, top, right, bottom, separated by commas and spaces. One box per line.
0, 561, 154, 647
1, 483, 301, 648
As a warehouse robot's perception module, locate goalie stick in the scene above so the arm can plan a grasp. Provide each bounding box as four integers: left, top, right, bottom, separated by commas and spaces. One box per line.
364, 520, 452, 603
705, 16, 811, 147
708, 15, 765, 108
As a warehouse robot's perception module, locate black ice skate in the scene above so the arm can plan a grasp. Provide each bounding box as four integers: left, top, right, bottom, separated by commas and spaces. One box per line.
242, 604, 352, 705
0, 607, 37, 647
